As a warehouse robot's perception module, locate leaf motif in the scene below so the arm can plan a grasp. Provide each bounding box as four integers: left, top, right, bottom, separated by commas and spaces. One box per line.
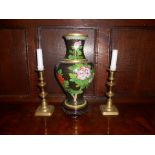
76, 49, 82, 55
57, 69, 63, 75
79, 46, 83, 50
63, 80, 69, 88
68, 65, 78, 71
66, 87, 83, 96
68, 50, 73, 54
68, 55, 77, 60
78, 50, 82, 55
65, 64, 94, 97
69, 73, 77, 79
77, 56, 84, 59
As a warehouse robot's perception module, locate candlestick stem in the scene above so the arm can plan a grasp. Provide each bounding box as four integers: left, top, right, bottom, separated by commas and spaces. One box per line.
35, 70, 54, 116
100, 70, 119, 116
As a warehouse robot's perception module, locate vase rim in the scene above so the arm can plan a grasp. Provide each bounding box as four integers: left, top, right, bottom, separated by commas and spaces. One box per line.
64, 33, 88, 40
64, 33, 88, 37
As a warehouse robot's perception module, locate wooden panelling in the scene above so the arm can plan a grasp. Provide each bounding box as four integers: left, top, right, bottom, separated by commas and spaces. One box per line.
0, 20, 155, 104
0, 28, 30, 96
111, 28, 155, 100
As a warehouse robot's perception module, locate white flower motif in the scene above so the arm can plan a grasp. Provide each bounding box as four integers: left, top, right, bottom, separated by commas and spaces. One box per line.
76, 66, 91, 80
74, 68, 78, 73
73, 41, 81, 50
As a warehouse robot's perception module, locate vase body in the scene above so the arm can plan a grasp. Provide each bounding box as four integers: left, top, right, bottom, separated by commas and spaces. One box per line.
55, 33, 95, 116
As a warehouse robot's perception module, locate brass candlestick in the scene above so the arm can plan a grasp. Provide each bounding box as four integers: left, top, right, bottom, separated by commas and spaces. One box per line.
35, 70, 54, 116
100, 69, 119, 116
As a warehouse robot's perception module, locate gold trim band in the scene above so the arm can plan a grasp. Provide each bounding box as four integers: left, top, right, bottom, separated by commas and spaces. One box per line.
64, 100, 87, 110
60, 59, 88, 63
64, 33, 88, 40
64, 33, 88, 37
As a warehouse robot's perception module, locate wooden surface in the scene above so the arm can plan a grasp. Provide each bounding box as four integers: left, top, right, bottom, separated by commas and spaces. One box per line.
1, 20, 155, 135
0, 101, 155, 135
1, 19, 155, 104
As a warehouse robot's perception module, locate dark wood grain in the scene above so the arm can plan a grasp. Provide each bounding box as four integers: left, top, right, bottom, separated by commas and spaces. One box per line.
1, 19, 155, 27
0, 20, 155, 104
111, 28, 155, 101
0, 28, 29, 95
0, 101, 155, 135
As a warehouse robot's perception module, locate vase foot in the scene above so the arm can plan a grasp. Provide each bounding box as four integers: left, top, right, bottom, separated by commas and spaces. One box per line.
62, 103, 88, 117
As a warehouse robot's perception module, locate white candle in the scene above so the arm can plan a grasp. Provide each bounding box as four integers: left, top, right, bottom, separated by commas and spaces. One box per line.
36, 48, 44, 71
110, 49, 118, 71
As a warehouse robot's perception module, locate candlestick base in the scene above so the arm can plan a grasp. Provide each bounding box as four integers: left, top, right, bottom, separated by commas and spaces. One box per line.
100, 104, 119, 116
35, 105, 55, 117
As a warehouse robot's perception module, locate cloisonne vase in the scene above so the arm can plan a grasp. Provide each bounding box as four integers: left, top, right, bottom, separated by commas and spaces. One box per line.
55, 33, 95, 116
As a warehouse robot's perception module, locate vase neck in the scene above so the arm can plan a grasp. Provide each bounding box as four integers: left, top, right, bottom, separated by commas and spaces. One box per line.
64, 39, 86, 60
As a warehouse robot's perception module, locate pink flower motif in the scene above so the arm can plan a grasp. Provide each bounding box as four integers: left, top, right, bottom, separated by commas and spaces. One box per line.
73, 41, 81, 50
76, 66, 91, 80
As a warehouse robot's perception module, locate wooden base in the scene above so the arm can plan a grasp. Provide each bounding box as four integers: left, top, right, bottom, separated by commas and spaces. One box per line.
62, 103, 88, 118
